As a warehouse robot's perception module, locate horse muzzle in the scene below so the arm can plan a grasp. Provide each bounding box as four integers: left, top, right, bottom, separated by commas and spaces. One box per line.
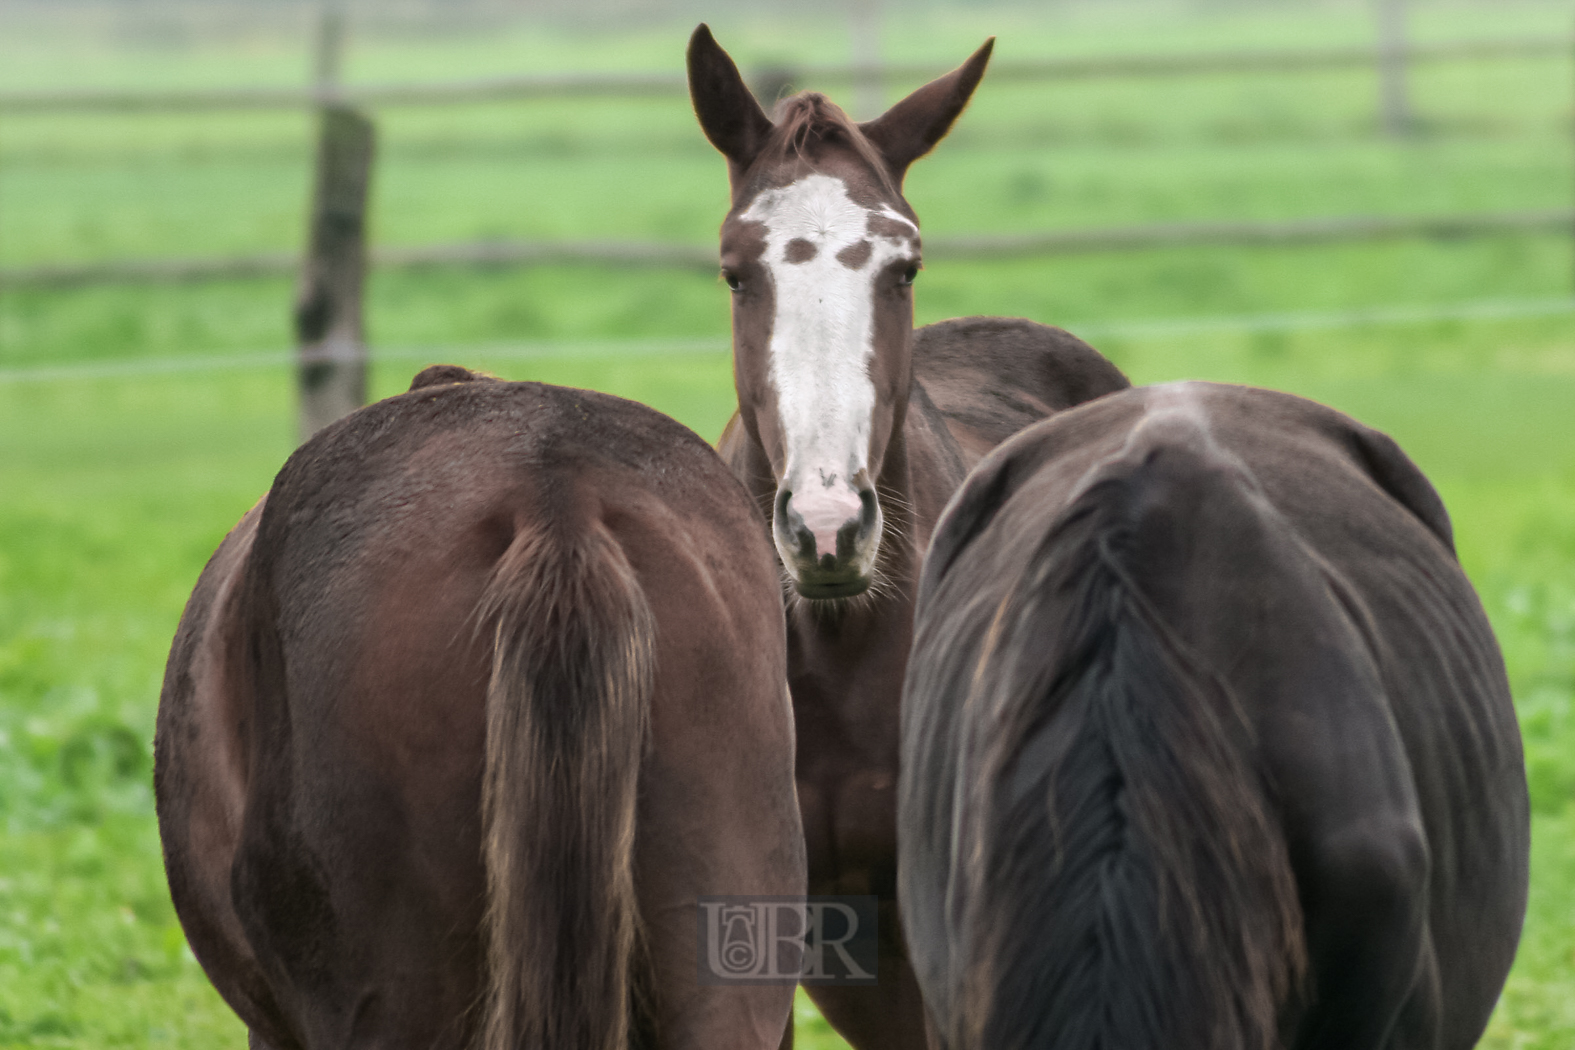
773, 481, 883, 599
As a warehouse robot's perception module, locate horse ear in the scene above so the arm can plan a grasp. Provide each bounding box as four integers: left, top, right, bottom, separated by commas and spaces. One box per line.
688, 24, 774, 180
860, 38, 993, 182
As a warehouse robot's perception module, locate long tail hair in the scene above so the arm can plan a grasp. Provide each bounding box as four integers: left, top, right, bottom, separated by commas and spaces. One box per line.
477, 518, 655, 1050
960, 464, 1305, 1050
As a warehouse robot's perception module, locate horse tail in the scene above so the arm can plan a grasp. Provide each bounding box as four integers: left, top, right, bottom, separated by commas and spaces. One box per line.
964, 451, 1304, 1050
477, 517, 655, 1050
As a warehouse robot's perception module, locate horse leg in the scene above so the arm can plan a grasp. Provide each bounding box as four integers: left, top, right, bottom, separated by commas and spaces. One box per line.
1242, 559, 1439, 1049
1293, 813, 1432, 1050
634, 742, 804, 1050
1390, 928, 1443, 1050
801, 901, 931, 1050
631, 585, 804, 1050
802, 972, 929, 1050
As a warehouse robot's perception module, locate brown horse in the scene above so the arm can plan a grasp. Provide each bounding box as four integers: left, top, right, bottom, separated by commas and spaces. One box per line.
687, 26, 1131, 1050
900, 382, 1529, 1050
155, 366, 806, 1050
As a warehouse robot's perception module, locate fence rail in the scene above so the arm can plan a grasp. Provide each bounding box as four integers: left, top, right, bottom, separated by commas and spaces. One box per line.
8, 295, 1575, 387
0, 36, 1566, 114
4, 208, 1569, 290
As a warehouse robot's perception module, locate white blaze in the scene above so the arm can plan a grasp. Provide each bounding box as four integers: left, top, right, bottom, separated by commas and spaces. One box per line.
741, 173, 917, 490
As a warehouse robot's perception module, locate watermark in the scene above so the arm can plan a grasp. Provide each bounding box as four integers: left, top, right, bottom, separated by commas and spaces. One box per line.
697, 896, 879, 985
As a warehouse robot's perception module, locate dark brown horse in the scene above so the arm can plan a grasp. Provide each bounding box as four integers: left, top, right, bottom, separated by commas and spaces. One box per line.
156, 366, 806, 1050
687, 26, 1131, 1050
900, 382, 1529, 1050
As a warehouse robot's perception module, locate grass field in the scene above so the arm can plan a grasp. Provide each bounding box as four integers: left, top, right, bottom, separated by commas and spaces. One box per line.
2, 1, 1574, 1047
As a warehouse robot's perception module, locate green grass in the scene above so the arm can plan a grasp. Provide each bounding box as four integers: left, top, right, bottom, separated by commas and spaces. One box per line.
4, 318, 1575, 1048
2, 2, 1575, 1047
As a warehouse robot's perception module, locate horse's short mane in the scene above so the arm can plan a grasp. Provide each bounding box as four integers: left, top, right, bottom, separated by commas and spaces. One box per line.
764, 92, 896, 194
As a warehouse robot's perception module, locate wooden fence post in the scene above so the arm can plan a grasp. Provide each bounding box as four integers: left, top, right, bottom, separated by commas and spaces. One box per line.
296, 104, 374, 442
313, 2, 346, 99
1376, 0, 1414, 137
295, 0, 371, 442
848, 0, 883, 120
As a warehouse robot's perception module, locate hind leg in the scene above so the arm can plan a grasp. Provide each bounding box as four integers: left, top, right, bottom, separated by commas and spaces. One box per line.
635, 723, 805, 1049
635, 650, 804, 1047
1259, 658, 1433, 1049
1293, 814, 1431, 1050
801, 918, 932, 1050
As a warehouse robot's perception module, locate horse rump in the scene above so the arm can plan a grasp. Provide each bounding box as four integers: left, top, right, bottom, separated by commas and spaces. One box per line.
903, 445, 1303, 1050
156, 377, 805, 1050
901, 383, 1527, 1050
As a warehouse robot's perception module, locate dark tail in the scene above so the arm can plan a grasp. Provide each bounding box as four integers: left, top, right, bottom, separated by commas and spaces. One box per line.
477, 520, 655, 1050
961, 458, 1305, 1050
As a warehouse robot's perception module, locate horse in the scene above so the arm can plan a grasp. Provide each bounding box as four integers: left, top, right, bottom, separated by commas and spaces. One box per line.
687, 25, 1132, 1050
899, 381, 1529, 1050
155, 365, 806, 1050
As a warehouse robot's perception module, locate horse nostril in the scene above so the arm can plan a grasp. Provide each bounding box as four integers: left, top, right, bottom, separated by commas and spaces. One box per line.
835, 517, 861, 560
774, 488, 807, 538
833, 487, 881, 559
858, 488, 879, 535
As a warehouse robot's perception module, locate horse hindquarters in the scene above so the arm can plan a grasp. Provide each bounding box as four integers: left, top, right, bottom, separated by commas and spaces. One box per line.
903, 450, 1306, 1050
905, 383, 1524, 1050
155, 505, 298, 1050
160, 377, 804, 1050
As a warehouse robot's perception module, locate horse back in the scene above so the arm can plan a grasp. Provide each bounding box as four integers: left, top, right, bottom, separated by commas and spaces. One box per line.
911, 316, 1130, 466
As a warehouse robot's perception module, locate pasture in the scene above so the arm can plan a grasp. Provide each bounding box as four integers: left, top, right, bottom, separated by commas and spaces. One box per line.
2, 1, 1574, 1046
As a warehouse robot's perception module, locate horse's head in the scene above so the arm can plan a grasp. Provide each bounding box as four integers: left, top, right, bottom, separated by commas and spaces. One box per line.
688, 25, 992, 600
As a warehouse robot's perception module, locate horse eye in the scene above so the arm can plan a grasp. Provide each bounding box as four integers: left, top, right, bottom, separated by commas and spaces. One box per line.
723, 271, 743, 293
899, 264, 919, 286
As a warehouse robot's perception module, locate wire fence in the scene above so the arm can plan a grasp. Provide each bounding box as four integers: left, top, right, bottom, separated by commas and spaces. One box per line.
7, 294, 1572, 385
5, 17, 1574, 434
5, 208, 1572, 290
3, 26, 1574, 292
1, 35, 1566, 113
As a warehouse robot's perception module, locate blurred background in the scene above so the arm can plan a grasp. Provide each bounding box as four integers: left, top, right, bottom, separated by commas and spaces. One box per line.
1, 0, 1573, 1046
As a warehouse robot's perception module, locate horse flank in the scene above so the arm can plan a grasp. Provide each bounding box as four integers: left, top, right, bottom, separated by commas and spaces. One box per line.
958, 470, 1305, 1050
477, 516, 656, 1050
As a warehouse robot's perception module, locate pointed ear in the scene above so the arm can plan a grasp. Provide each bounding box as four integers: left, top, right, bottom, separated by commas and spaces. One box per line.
860, 38, 993, 183
687, 24, 774, 183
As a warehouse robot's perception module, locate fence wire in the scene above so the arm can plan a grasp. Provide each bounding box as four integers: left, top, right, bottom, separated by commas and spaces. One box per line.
4, 296, 1571, 386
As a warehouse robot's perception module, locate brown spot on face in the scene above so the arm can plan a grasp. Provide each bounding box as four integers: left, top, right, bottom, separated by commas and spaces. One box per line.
836, 240, 873, 270
867, 213, 917, 244
784, 238, 818, 264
